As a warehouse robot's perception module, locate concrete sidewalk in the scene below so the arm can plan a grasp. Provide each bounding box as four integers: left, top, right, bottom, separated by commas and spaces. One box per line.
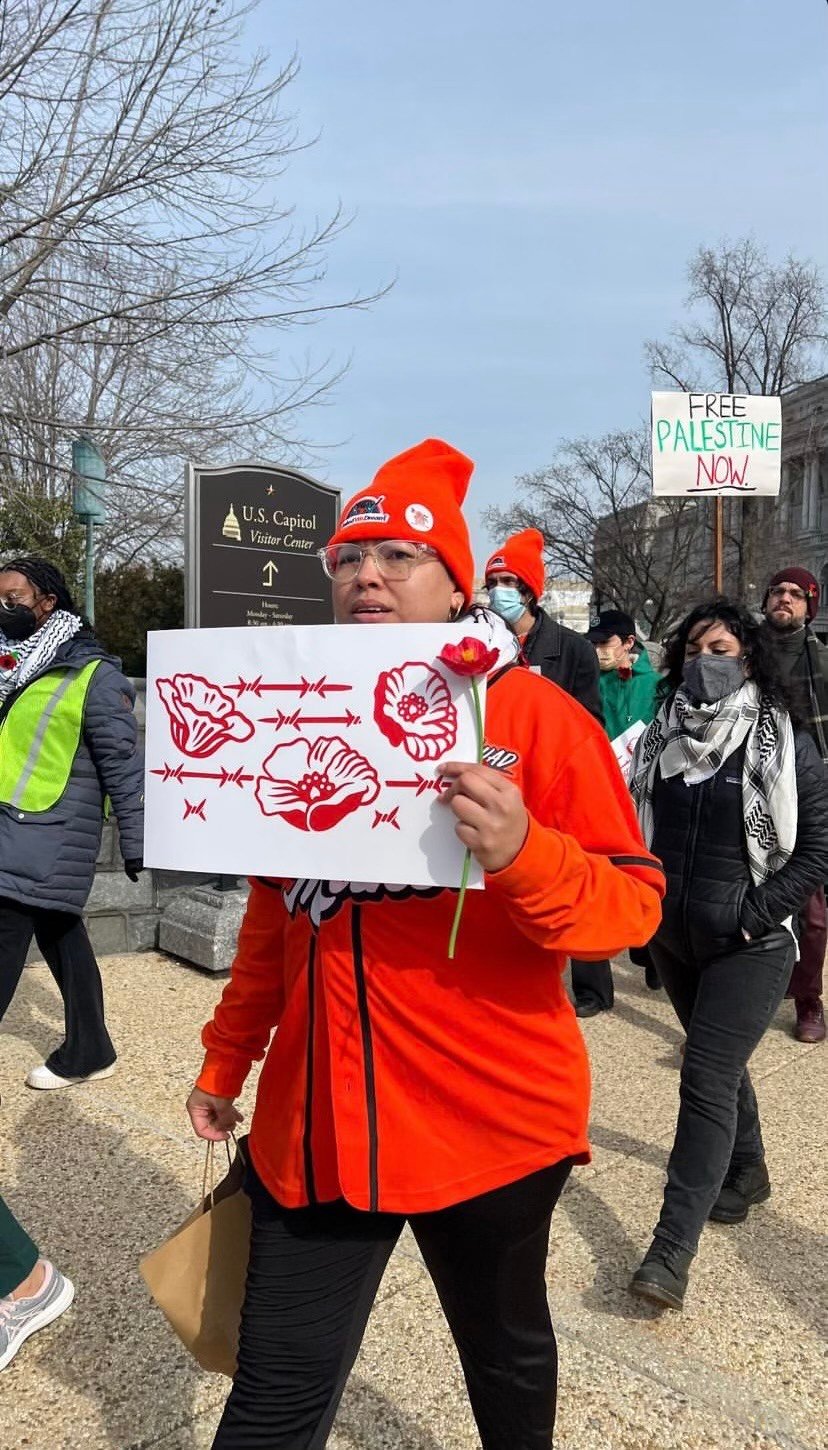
1, 952, 825, 1450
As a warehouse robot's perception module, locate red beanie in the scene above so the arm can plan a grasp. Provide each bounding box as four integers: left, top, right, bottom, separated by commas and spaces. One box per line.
484, 529, 546, 602
763, 567, 820, 621
328, 439, 475, 602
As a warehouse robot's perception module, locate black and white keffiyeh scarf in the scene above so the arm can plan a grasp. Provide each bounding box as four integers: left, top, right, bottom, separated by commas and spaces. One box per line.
630, 681, 797, 886
0, 610, 84, 704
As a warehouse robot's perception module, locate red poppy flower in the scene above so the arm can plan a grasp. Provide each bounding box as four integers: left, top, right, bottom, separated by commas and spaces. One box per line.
374, 662, 458, 761
255, 735, 379, 831
438, 637, 499, 677
156, 674, 255, 758
437, 636, 495, 959
0, 653, 17, 670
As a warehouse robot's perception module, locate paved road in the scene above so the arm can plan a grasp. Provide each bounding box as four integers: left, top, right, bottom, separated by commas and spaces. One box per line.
1, 951, 824, 1449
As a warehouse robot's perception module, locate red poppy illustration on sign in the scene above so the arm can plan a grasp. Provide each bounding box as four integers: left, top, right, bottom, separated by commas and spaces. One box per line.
255, 735, 380, 831
373, 662, 458, 762
156, 674, 255, 758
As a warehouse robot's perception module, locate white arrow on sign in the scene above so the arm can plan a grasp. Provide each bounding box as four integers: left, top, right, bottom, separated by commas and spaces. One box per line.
262, 560, 279, 588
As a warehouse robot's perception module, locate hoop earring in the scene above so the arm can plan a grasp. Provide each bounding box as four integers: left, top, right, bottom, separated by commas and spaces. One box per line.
448, 602, 463, 622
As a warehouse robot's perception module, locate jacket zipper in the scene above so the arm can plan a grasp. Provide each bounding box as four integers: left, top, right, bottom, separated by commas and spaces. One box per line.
681, 783, 704, 949
302, 935, 318, 1204
351, 905, 379, 1211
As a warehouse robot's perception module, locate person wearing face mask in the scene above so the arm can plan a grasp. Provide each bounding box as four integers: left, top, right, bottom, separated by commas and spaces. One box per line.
484, 530, 603, 723
567, 609, 662, 1015
186, 442, 664, 1449
761, 567, 828, 1044
0, 557, 144, 1089
626, 599, 828, 1311
586, 609, 660, 758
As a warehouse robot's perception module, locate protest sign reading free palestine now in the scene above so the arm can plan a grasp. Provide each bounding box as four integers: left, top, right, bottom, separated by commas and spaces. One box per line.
651, 391, 781, 497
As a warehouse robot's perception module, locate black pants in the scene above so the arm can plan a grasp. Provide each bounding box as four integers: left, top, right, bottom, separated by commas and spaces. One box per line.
649, 931, 794, 1255
570, 958, 614, 1009
0, 898, 116, 1077
0, 1193, 39, 1298
214, 1157, 573, 1450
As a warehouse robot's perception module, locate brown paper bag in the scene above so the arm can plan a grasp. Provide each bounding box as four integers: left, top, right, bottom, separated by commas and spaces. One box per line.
139, 1135, 251, 1376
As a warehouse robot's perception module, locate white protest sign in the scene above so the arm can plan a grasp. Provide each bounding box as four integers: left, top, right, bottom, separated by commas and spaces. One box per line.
610, 720, 646, 783
651, 391, 781, 497
144, 623, 487, 888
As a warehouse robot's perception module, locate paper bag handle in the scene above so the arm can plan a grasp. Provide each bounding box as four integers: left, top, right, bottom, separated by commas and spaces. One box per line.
201, 1132, 236, 1209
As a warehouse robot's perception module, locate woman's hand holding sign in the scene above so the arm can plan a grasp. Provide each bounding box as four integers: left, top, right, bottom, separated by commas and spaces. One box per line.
437, 761, 529, 873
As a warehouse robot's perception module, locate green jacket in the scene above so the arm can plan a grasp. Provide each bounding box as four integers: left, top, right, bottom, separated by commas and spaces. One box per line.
598, 649, 660, 742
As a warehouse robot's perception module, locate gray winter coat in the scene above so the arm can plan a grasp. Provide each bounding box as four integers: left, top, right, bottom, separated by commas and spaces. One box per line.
0, 632, 144, 913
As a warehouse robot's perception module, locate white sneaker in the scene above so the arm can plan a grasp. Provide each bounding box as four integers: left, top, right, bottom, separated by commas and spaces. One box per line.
25, 1062, 117, 1090
0, 1261, 75, 1370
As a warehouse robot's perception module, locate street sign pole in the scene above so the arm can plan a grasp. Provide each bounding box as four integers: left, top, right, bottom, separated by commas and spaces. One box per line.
71, 438, 107, 625
84, 516, 96, 624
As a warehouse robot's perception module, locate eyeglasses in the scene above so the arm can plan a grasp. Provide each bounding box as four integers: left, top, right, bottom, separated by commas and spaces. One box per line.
767, 585, 807, 602
317, 540, 441, 583
0, 592, 37, 609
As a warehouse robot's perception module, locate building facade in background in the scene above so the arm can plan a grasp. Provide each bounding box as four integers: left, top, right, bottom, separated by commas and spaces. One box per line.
775, 375, 828, 636
540, 579, 592, 632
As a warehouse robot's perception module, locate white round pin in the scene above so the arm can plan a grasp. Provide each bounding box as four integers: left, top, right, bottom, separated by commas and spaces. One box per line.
405, 503, 434, 532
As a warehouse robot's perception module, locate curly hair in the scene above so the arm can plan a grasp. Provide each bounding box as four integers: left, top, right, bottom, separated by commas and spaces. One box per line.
0, 557, 81, 616
661, 596, 800, 719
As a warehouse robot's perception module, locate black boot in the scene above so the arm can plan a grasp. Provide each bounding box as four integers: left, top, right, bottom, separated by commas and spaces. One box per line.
709, 1160, 770, 1224
630, 1240, 693, 1310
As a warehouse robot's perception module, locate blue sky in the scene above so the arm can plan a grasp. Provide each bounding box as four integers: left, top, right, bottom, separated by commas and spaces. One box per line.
253, 0, 828, 562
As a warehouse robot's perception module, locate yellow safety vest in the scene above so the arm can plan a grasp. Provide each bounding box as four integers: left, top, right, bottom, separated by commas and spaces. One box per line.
0, 661, 101, 813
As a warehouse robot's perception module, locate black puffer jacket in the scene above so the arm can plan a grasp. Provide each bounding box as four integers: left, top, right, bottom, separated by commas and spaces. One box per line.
651, 729, 828, 964
0, 631, 144, 913
522, 609, 603, 723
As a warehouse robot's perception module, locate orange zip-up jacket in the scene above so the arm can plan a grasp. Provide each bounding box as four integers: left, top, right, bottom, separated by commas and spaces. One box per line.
197, 665, 665, 1213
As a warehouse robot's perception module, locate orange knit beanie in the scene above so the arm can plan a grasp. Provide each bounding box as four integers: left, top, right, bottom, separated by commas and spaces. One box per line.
328, 439, 475, 602
484, 529, 546, 601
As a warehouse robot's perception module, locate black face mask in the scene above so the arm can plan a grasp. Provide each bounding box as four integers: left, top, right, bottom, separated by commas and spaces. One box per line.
0, 602, 38, 641
682, 654, 746, 705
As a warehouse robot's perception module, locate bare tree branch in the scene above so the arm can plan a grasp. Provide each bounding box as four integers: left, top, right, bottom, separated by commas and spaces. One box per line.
0, 0, 388, 563
482, 431, 713, 637
645, 238, 827, 600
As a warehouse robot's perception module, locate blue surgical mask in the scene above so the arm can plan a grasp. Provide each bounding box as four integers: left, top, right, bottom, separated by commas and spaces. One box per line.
488, 586, 524, 625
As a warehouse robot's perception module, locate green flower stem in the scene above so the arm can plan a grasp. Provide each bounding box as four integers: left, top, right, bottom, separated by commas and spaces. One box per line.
448, 676, 484, 959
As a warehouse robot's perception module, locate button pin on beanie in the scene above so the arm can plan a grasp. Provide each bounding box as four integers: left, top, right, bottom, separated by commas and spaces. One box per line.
340, 495, 390, 529
405, 504, 434, 532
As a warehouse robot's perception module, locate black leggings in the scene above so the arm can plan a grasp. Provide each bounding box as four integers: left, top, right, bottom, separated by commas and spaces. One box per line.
214, 1157, 573, 1450
0, 898, 115, 1077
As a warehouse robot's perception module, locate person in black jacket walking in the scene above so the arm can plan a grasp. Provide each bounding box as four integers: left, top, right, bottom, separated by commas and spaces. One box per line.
627, 599, 828, 1311
761, 566, 828, 1043
0, 558, 144, 1089
484, 534, 613, 1018
483, 531, 602, 722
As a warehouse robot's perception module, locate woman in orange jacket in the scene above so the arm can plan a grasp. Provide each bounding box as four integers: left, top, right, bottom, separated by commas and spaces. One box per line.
187, 439, 664, 1449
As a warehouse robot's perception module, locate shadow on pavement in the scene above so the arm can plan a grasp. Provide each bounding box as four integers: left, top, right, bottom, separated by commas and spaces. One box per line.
611, 998, 685, 1048
558, 1174, 666, 1323
9, 1096, 210, 1450
4, 966, 66, 1064
337, 1377, 461, 1450
720, 1204, 828, 1339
